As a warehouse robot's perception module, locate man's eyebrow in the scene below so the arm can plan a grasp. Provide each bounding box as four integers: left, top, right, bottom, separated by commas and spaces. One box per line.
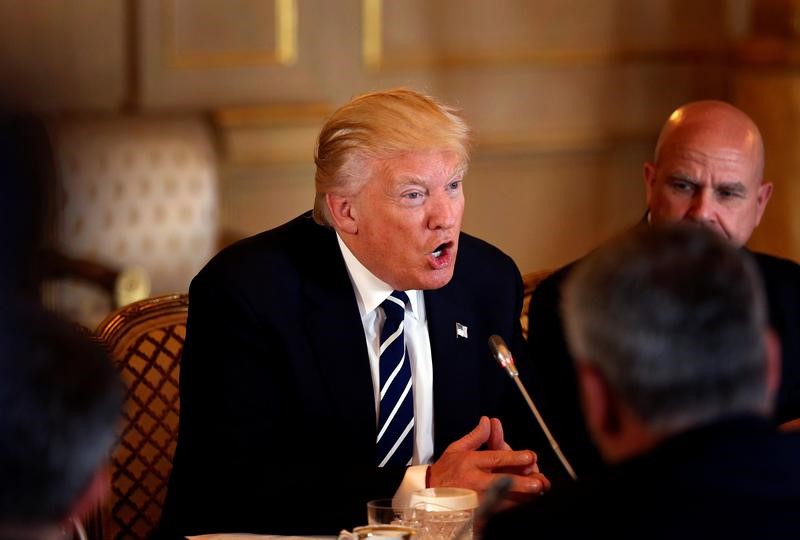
716, 181, 747, 194
667, 172, 696, 183
452, 164, 468, 178
395, 175, 427, 185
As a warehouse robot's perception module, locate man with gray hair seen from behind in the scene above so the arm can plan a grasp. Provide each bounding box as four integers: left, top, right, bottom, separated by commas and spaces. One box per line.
484, 224, 800, 539
158, 88, 549, 538
525, 100, 800, 482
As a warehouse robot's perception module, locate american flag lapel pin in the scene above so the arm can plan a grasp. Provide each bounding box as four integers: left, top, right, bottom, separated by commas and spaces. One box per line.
456, 322, 468, 339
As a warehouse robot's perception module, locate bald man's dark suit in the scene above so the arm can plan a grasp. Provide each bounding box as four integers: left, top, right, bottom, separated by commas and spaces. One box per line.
157, 212, 535, 537
526, 245, 800, 482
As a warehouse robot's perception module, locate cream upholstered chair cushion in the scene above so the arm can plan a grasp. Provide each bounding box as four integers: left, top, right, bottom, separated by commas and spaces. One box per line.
46, 115, 218, 327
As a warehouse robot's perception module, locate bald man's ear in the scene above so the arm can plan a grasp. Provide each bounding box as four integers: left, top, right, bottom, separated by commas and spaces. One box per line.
326, 193, 358, 235
643, 162, 657, 206
754, 181, 773, 226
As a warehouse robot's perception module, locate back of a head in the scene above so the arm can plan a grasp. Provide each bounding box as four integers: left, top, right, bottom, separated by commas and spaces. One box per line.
312, 88, 470, 225
562, 225, 771, 434
0, 301, 122, 528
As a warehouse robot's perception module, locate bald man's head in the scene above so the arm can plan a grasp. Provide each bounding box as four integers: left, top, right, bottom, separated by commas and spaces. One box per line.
644, 100, 772, 247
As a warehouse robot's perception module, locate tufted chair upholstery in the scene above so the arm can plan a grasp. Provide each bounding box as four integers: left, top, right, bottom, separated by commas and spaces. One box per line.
46, 115, 218, 328
90, 293, 188, 540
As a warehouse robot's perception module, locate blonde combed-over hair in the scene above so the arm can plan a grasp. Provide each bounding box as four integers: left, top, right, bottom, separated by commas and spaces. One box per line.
312, 88, 470, 226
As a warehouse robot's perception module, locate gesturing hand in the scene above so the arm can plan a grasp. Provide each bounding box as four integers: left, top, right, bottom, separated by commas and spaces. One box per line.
428, 416, 550, 499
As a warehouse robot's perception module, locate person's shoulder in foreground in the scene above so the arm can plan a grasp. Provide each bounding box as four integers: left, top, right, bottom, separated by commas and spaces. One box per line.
484, 419, 800, 539
486, 223, 800, 539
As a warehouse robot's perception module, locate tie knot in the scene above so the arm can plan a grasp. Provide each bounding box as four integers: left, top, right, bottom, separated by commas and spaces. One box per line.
381, 290, 408, 321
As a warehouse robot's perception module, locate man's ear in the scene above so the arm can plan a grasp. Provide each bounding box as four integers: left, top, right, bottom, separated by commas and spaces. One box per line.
326, 192, 358, 234
643, 162, 657, 207
754, 181, 773, 227
577, 363, 616, 438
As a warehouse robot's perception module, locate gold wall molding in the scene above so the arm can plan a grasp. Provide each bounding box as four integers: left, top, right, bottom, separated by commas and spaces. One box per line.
362, 0, 382, 69
162, 0, 297, 69
213, 103, 333, 128
372, 46, 729, 70
361, 0, 728, 70
474, 130, 655, 159
213, 103, 333, 165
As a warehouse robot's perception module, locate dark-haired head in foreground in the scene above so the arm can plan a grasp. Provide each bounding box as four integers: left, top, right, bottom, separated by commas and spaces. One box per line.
0, 302, 122, 539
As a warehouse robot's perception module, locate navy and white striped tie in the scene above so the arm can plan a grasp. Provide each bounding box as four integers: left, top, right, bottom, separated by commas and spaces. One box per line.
375, 290, 414, 467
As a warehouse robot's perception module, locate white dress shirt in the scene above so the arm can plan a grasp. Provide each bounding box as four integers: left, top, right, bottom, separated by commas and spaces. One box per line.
336, 234, 432, 502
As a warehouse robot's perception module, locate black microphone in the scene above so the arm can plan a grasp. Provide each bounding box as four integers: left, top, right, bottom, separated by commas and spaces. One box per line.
488, 335, 577, 481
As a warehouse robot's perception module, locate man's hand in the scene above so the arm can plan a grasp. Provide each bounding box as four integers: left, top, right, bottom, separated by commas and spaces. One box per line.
487, 417, 512, 451
428, 416, 550, 500
487, 416, 542, 477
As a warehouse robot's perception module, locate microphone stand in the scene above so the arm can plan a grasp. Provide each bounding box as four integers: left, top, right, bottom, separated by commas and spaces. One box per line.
488, 335, 578, 481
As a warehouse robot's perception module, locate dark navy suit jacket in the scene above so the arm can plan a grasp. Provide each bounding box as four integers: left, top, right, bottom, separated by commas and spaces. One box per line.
158, 212, 537, 536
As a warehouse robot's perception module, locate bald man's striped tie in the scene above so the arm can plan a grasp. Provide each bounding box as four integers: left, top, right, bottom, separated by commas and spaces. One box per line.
375, 290, 414, 467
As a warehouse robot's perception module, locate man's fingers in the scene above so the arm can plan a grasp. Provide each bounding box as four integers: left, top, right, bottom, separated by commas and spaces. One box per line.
493, 463, 537, 476
446, 416, 491, 452
472, 450, 536, 470
487, 417, 511, 451
515, 472, 550, 493
508, 475, 544, 494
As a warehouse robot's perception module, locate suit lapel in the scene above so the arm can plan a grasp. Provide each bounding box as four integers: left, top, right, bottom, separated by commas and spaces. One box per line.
301, 225, 376, 452
425, 278, 481, 456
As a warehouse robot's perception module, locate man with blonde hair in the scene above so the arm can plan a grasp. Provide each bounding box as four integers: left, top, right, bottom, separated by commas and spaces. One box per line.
158, 89, 548, 537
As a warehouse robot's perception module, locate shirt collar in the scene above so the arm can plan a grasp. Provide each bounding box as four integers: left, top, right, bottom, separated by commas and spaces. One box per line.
336, 233, 423, 321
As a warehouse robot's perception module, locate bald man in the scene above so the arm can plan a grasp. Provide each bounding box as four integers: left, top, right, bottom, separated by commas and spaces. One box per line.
644, 100, 772, 245
525, 100, 800, 483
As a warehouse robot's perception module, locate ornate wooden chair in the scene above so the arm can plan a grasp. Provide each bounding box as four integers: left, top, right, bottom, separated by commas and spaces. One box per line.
89, 294, 188, 539
521, 269, 554, 340
41, 248, 152, 315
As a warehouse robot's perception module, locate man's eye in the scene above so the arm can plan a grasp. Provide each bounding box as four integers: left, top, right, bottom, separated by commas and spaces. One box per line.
670, 180, 693, 192
448, 180, 462, 191
403, 192, 423, 200
717, 189, 741, 199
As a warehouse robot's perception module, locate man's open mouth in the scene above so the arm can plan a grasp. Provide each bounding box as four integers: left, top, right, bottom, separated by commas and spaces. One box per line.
431, 242, 451, 259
